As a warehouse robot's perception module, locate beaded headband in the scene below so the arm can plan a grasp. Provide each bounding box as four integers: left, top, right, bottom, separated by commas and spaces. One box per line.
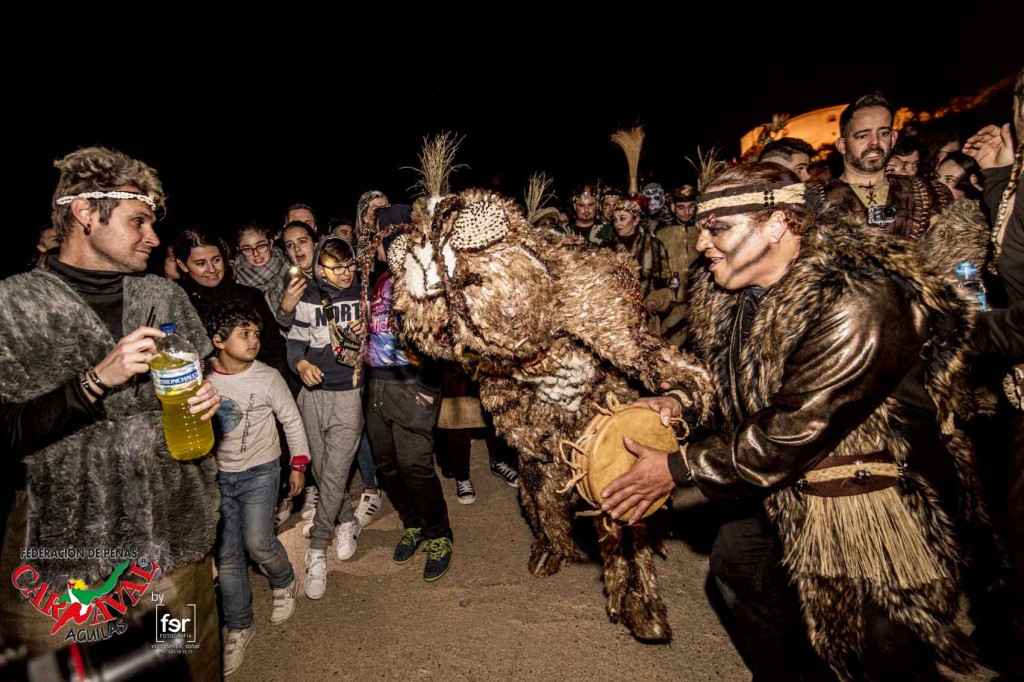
613, 198, 645, 219
695, 182, 805, 221
56, 190, 158, 212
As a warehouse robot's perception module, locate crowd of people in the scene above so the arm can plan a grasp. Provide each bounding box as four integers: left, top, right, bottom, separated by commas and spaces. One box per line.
2, 70, 1022, 680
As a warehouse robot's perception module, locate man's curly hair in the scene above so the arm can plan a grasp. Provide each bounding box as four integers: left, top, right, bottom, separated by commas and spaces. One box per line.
50, 146, 165, 240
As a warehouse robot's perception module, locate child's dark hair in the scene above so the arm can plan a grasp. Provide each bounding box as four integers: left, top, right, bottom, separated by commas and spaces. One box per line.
319, 238, 354, 264
206, 300, 262, 344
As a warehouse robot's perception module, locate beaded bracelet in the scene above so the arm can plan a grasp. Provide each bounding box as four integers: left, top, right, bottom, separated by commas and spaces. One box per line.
87, 368, 111, 392
79, 373, 104, 400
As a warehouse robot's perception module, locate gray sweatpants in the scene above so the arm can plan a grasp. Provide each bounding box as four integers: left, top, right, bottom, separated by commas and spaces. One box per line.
297, 387, 363, 551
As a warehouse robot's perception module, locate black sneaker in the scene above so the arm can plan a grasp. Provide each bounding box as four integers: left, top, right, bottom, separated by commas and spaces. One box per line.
393, 527, 424, 565
422, 534, 453, 582
456, 479, 476, 504
489, 460, 519, 487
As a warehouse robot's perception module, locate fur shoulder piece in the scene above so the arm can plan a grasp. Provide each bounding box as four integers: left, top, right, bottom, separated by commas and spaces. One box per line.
915, 198, 992, 275
0, 269, 116, 402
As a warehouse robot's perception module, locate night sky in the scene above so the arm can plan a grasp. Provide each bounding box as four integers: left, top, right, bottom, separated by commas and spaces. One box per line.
7, 8, 1022, 277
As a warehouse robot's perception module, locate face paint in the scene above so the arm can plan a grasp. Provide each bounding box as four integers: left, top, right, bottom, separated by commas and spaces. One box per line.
696, 214, 774, 290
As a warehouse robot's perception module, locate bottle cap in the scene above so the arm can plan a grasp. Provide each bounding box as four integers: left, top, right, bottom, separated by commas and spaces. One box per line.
955, 262, 978, 277
159, 322, 177, 333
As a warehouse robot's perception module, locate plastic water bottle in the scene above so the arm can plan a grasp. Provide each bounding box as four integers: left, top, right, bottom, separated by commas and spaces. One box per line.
955, 262, 988, 312
668, 271, 681, 301
149, 322, 214, 460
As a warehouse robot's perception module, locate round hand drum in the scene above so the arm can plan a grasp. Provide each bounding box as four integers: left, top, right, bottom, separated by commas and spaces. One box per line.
564, 406, 679, 519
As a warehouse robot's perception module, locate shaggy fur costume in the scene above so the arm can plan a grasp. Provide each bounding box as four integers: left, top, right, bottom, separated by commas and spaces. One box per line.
916, 198, 993, 275
380, 189, 714, 642
0, 270, 219, 586
687, 220, 988, 677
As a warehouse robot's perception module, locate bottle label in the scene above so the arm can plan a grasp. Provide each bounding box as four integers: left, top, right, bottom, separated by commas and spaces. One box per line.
150, 360, 202, 396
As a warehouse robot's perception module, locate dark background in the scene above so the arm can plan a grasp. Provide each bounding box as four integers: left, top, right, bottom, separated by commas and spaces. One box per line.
6, 7, 1022, 277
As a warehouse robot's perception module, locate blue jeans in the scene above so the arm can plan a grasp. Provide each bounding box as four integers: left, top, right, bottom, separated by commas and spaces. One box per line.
216, 460, 295, 630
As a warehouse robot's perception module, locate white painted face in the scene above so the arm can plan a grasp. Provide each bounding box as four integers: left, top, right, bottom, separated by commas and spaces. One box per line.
404, 239, 457, 299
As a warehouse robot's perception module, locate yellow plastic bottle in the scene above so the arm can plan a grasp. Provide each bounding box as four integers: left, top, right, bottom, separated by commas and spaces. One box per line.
149, 323, 214, 460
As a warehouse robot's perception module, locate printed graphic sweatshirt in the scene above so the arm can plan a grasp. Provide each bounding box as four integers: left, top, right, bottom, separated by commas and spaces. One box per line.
285, 237, 364, 390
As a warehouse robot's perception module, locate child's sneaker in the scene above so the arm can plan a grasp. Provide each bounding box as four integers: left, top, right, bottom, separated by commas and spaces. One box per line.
223, 626, 255, 677
354, 491, 382, 528
273, 497, 292, 528
423, 533, 454, 582
335, 521, 359, 561
490, 460, 519, 487
300, 486, 319, 521
456, 479, 476, 505
301, 520, 314, 538
304, 549, 327, 600
270, 580, 296, 625
393, 527, 424, 564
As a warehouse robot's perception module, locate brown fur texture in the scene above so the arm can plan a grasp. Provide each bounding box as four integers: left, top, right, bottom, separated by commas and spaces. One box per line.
383, 189, 714, 642
688, 220, 987, 677
915, 198, 992, 275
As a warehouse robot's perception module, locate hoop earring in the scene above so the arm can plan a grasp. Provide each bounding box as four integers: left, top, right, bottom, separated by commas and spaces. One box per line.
84, 225, 92, 236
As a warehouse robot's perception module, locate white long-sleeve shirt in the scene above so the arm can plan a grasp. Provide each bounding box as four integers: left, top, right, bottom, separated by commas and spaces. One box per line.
207, 360, 309, 473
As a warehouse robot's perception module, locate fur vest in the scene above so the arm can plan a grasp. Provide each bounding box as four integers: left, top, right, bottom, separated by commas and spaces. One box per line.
688, 223, 982, 677
0, 270, 219, 586
813, 175, 953, 240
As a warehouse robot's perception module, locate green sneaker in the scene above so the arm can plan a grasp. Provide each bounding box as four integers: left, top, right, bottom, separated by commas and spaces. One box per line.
422, 536, 453, 582
393, 527, 424, 565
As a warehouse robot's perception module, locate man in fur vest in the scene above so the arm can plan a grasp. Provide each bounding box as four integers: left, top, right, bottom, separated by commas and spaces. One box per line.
0, 147, 222, 679
602, 162, 988, 679
815, 92, 952, 241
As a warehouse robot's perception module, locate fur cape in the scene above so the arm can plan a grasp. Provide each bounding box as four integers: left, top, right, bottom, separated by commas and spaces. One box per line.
0, 269, 219, 586
687, 221, 985, 677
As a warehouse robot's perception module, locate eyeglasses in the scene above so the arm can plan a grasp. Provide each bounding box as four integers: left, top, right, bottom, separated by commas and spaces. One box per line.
238, 242, 270, 256
322, 261, 357, 276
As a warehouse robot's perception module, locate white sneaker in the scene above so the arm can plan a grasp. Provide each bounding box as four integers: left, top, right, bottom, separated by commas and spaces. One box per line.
223, 626, 255, 676
335, 521, 359, 561
274, 496, 292, 528
354, 492, 382, 527
301, 520, 314, 538
304, 549, 327, 600
270, 579, 296, 625
300, 486, 319, 521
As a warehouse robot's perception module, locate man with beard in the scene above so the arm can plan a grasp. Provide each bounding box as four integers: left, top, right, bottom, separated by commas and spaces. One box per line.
818, 92, 951, 240
565, 184, 612, 246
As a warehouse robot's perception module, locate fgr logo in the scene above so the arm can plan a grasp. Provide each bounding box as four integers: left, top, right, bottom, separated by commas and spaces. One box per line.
154, 603, 197, 643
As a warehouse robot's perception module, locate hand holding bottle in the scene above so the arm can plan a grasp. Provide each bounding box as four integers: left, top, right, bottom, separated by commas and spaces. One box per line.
91, 326, 166, 389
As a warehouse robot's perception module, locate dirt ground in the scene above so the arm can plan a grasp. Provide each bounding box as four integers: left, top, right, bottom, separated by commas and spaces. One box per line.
232, 441, 998, 682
